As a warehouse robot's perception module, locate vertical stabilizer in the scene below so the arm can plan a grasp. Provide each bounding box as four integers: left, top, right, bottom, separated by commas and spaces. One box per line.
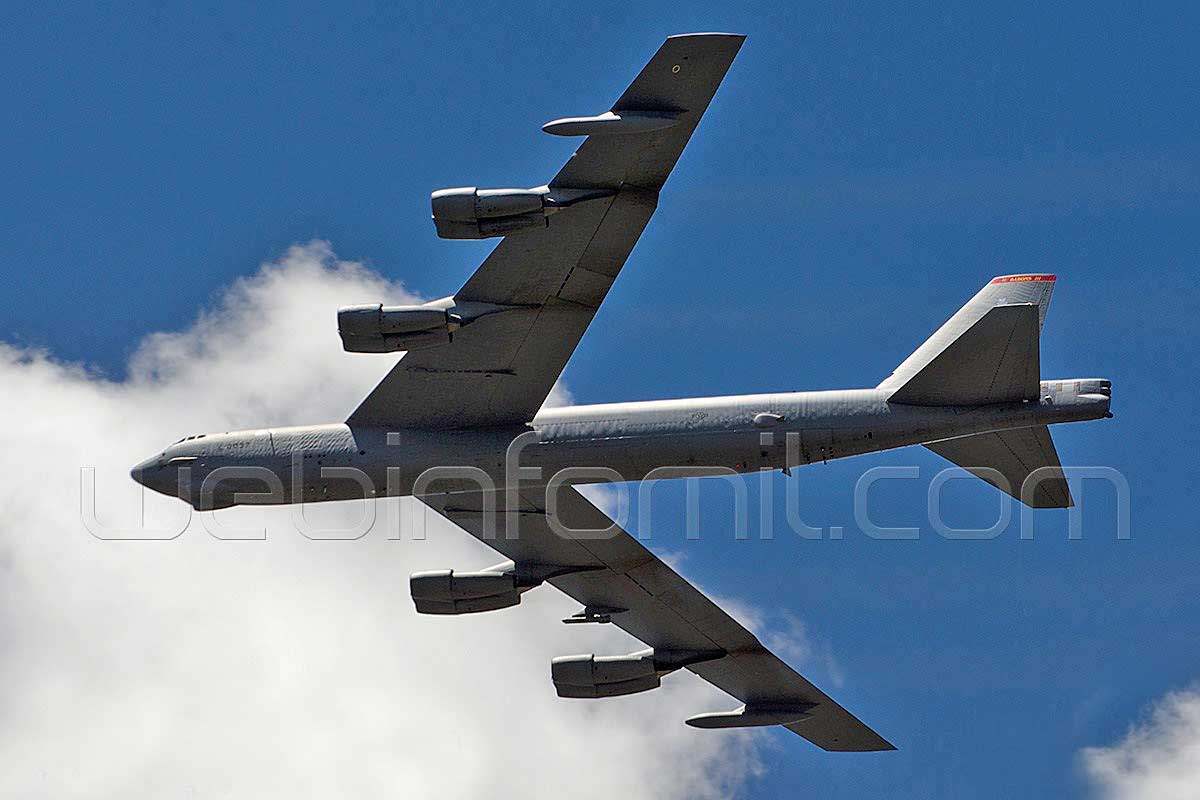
880, 275, 1055, 406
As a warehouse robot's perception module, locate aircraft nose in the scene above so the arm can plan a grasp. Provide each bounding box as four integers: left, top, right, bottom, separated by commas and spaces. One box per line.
130, 455, 170, 494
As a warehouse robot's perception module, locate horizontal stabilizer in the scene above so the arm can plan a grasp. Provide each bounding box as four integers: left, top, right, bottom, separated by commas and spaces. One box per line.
926, 425, 1073, 508
887, 303, 1041, 405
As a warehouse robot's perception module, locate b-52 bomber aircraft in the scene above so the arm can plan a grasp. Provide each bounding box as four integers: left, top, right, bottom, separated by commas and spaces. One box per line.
132, 33, 1111, 751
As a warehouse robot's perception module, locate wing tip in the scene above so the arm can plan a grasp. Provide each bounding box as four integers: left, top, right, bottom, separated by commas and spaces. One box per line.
784, 717, 897, 752
666, 31, 747, 41
661, 32, 747, 56
830, 736, 898, 752
814, 738, 898, 753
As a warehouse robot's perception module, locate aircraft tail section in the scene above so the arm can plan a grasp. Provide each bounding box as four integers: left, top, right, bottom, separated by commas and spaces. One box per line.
879, 275, 1056, 406
926, 425, 1073, 508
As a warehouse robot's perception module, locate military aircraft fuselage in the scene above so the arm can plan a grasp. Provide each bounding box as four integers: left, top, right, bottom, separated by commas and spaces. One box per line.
131, 378, 1110, 510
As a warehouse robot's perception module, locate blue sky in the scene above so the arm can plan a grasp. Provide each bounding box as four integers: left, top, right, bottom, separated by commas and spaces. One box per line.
4, 2, 1199, 797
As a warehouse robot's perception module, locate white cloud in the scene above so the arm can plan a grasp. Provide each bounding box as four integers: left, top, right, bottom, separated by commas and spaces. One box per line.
762, 613, 844, 690
0, 242, 781, 799
1080, 685, 1200, 800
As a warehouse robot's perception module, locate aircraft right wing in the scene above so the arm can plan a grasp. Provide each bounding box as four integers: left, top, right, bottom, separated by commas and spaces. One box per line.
417, 486, 895, 752
347, 34, 744, 430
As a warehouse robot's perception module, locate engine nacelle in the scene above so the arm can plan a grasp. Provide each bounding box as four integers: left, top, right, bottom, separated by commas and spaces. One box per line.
337, 304, 457, 353
410, 568, 521, 615
551, 650, 662, 698
431, 187, 548, 239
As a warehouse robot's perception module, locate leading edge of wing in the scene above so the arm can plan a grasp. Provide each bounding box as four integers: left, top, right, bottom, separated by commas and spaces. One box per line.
418, 486, 894, 752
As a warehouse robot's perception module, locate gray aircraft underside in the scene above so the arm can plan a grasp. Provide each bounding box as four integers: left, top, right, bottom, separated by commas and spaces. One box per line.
131, 34, 1111, 752
134, 381, 1109, 509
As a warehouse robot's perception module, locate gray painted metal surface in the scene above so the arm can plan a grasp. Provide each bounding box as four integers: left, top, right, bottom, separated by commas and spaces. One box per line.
130, 34, 1112, 753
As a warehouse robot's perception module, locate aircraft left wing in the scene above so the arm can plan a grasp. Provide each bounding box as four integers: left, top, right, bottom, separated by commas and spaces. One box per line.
418, 486, 895, 752
349, 34, 744, 429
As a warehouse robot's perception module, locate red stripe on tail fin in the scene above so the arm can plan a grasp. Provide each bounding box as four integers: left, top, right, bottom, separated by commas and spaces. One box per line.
990, 274, 1056, 284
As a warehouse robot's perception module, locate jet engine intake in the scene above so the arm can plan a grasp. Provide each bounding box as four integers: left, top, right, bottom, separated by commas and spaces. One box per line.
337, 304, 458, 353
409, 567, 521, 615
431, 187, 548, 239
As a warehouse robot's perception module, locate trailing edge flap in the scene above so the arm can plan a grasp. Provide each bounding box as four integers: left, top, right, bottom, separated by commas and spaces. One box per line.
886, 304, 1040, 406
926, 425, 1073, 508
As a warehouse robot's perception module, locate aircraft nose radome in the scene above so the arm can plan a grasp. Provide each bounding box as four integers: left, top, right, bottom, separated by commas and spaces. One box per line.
130, 456, 166, 492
